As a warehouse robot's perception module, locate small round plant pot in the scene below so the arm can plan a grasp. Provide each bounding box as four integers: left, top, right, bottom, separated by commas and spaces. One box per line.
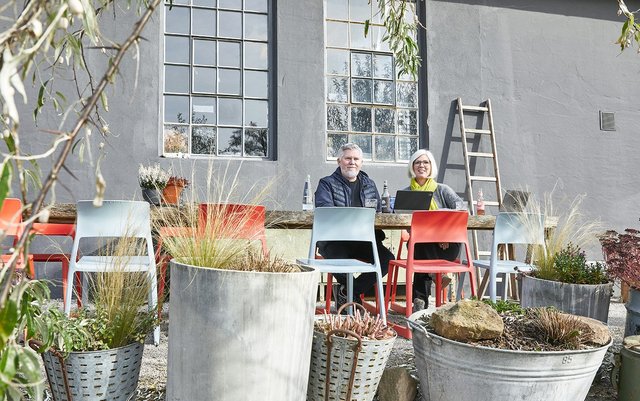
162, 184, 184, 204
141, 188, 161, 205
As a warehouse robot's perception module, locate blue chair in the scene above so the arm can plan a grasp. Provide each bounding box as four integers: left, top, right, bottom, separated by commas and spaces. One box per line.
64, 200, 159, 345
474, 212, 545, 302
296, 207, 387, 324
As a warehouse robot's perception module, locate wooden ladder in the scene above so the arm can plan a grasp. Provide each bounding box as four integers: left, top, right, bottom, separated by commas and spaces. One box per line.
457, 98, 504, 260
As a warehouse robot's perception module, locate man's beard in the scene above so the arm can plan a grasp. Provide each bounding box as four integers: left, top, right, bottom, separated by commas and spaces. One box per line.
341, 168, 358, 180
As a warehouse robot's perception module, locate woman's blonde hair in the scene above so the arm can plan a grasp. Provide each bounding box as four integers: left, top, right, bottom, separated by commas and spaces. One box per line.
408, 149, 438, 179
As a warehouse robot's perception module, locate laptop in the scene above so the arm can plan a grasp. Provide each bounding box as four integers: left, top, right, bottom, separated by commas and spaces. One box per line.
501, 190, 531, 212
393, 190, 434, 214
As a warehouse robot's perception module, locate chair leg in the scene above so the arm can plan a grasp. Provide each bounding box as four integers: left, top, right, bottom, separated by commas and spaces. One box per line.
64, 268, 75, 315
324, 274, 333, 314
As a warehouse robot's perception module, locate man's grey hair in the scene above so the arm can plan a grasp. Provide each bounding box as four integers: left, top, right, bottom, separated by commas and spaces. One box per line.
337, 143, 363, 159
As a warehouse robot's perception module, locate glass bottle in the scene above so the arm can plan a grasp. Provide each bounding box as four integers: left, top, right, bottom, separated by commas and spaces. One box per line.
302, 175, 314, 211
476, 188, 485, 216
381, 180, 391, 213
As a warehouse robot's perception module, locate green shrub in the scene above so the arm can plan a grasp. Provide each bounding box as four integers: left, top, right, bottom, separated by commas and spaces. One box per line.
534, 243, 609, 285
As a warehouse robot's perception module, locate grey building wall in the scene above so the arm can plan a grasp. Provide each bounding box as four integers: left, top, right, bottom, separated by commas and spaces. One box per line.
14, 0, 639, 257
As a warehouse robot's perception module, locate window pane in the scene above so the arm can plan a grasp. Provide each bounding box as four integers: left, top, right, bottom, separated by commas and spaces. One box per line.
326, 21, 349, 47
245, 128, 268, 156
326, 77, 348, 103
193, 67, 216, 93
219, 0, 241, 9
245, 42, 268, 69
218, 68, 241, 94
350, 23, 370, 49
245, 99, 267, 126
351, 53, 371, 77
192, 9, 216, 36
164, 95, 189, 123
245, 13, 268, 41
374, 80, 394, 104
397, 82, 417, 107
351, 79, 372, 103
192, 126, 217, 154
374, 108, 394, 133
374, 54, 393, 79
164, 125, 188, 153
193, 39, 216, 65
166, 36, 190, 63
193, 0, 215, 6
245, 0, 268, 13
349, 0, 370, 22
218, 98, 242, 125
397, 109, 417, 134
351, 107, 371, 132
192, 96, 216, 124
165, 65, 190, 93
326, 49, 349, 76
371, 26, 390, 52
351, 134, 372, 159
218, 127, 242, 155
326, 0, 348, 20
245, 70, 268, 98
398, 136, 418, 160
219, 11, 242, 38
327, 105, 348, 131
374, 135, 395, 161
218, 41, 241, 67
327, 133, 348, 157
165, 6, 189, 34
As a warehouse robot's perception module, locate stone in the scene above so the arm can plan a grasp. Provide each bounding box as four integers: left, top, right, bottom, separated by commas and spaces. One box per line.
430, 299, 504, 341
376, 366, 418, 401
570, 315, 611, 346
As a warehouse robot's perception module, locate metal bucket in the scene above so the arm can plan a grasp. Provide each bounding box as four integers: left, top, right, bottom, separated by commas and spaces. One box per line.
624, 287, 640, 337
615, 337, 640, 401
520, 275, 613, 323
167, 260, 319, 401
408, 309, 611, 401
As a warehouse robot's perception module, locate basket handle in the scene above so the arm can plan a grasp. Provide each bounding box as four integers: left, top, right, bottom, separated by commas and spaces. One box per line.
405, 311, 430, 337
28, 339, 73, 401
325, 328, 362, 401
336, 301, 367, 316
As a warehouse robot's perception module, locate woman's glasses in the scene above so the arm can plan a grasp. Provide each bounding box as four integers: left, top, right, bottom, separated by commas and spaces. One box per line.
413, 160, 431, 166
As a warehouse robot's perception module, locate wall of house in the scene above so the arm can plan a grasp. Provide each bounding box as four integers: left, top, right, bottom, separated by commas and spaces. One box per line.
15, 0, 639, 261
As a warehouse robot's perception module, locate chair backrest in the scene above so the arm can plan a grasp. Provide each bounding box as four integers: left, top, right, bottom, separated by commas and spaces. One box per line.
493, 212, 545, 249
0, 198, 23, 236
407, 210, 470, 245
198, 203, 266, 241
75, 200, 152, 240
308, 207, 376, 259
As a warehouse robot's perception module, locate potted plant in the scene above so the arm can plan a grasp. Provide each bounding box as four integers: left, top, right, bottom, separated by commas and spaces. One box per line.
159, 176, 319, 401
600, 228, 640, 336
138, 163, 170, 205
307, 303, 396, 401
31, 237, 157, 401
162, 175, 189, 205
518, 194, 613, 323
409, 300, 611, 401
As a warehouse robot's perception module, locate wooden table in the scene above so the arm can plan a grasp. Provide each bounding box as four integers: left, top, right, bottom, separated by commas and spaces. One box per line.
43, 204, 557, 231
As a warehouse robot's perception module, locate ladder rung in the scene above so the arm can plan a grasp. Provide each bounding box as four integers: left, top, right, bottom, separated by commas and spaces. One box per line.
470, 176, 497, 182
477, 251, 492, 257
472, 201, 500, 207
464, 128, 491, 134
461, 105, 489, 112
467, 152, 494, 158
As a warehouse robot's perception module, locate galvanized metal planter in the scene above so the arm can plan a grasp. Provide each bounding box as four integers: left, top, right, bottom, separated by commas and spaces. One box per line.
408, 309, 611, 401
520, 275, 613, 323
624, 287, 640, 337
167, 260, 319, 401
41, 342, 144, 401
613, 336, 640, 401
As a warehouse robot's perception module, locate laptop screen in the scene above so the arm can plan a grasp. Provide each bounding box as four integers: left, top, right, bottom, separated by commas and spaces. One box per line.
393, 190, 434, 213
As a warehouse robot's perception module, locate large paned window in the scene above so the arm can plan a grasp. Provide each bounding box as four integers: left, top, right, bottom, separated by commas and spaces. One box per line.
325, 0, 419, 162
163, 0, 271, 158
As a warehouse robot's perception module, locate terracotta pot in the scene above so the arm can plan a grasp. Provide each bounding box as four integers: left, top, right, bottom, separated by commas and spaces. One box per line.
162, 184, 185, 204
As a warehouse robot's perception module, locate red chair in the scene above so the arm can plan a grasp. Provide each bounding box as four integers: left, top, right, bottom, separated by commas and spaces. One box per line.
31, 222, 78, 309
0, 198, 34, 276
385, 210, 476, 338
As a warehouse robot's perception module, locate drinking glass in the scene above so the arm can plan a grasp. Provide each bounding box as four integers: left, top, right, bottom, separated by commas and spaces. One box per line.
364, 198, 378, 209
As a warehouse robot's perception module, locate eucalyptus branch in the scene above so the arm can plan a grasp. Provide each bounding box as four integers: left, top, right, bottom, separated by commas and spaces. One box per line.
616, 0, 640, 52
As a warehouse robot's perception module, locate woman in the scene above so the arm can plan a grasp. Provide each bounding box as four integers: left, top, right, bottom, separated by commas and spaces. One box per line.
405, 149, 463, 309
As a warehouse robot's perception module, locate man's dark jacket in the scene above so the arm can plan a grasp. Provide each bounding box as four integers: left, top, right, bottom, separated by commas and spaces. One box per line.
314, 168, 381, 212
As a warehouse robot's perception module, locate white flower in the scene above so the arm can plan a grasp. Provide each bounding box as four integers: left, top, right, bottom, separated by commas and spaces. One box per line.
138, 163, 171, 190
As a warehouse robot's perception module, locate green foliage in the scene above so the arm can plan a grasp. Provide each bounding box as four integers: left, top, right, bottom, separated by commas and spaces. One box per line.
483, 299, 525, 315
534, 243, 609, 285
616, 1, 640, 52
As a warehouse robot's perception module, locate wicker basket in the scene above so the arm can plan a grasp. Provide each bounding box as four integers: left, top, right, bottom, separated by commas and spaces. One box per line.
307, 317, 396, 401
41, 342, 144, 401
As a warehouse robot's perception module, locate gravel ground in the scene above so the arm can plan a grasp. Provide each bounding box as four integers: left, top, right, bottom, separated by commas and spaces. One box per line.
135, 300, 626, 401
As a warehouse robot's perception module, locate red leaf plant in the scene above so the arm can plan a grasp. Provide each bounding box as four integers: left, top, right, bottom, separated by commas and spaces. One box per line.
600, 228, 640, 290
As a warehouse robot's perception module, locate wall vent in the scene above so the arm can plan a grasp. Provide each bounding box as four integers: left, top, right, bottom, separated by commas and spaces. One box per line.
599, 111, 616, 131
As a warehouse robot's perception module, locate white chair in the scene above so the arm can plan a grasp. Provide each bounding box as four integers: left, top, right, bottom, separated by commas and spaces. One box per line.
474, 212, 545, 302
296, 207, 387, 324
64, 200, 159, 345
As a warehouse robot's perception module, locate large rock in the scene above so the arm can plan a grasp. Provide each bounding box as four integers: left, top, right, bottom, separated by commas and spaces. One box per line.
570, 314, 611, 346
430, 300, 504, 341
376, 367, 417, 401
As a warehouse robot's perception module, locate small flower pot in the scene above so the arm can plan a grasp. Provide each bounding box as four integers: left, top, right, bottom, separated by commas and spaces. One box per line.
162, 184, 185, 205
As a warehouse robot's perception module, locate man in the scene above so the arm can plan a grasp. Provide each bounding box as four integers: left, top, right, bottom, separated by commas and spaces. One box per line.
314, 143, 393, 305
